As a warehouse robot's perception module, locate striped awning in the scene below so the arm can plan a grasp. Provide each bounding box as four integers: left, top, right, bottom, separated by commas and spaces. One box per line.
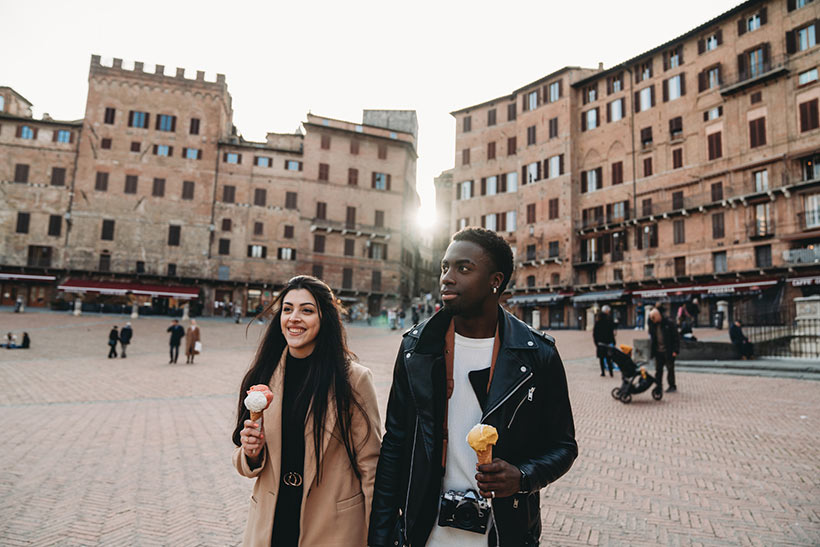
58, 279, 199, 300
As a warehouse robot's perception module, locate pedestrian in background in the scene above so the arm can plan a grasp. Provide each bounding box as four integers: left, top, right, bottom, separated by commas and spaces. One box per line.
167, 319, 185, 363
635, 301, 645, 330
648, 307, 680, 393
21, 332, 30, 349
185, 319, 201, 364
729, 319, 754, 360
108, 326, 119, 358
398, 307, 406, 329
593, 305, 616, 377
119, 322, 133, 358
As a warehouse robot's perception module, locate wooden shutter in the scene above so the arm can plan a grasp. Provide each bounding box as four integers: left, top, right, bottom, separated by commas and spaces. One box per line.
786, 30, 796, 54
522, 165, 527, 186
543, 159, 550, 179
371, 172, 376, 188
596, 167, 603, 187
386, 174, 392, 191
197, 149, 203, 160
738, 18, 746, 36
595, 107, 600, 125
737, 54, 746, 77
680, 74, 686, 95
499, 173, 507, 192
650, 85, 656, 106
581, 171, 588, 193
717, 29, 723, 45
760, 7, 766, 25
763, 43, 771, 66
171, 116, 176, 132
481, 215, 486, 228
663, 79, 669, 102
155, 115, 161, 130
698, 70, 707, 92
634, 91, 640, 112
536, 161, 542, 181
663, 53, 668, 71
481, 177, 486, 195
522, 95, 527, 110
558, 80, 563, 98
581, 111, 587, 131
559, 154, 564, 175
606, 102, 611, 123
678, 45, 684, 64
787, 0, 796, 10
469, 179, 474, 198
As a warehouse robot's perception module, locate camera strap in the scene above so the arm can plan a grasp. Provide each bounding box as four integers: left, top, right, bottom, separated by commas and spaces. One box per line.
441, 318, 501, 469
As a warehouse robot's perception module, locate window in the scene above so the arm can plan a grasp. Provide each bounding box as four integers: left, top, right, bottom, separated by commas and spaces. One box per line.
751, 91, 762, 104
349, 139, 359, 155
285, 191, 297, 209
463, 116, 472, 132
284, 225, 294, 238
221, 218, 232, 232
313, 234, 326, 253
546, 154, 563, 179
754, 169, 769, 192
642, 198, 653, 217
167, 263, 177, 276
584, 85, 597, 104
182, 180, 194, 200
318, 163, 329, 181
311, 264, 323, 279
101, 219, 115, 240
254, 156, 271, 167
369, 242, 388, 260
506, 172, 518, 192
527, 91, 538, 111
672, 148, 683, 169
700, 31, 722, 53
674, 257, 686, 277
254, 222, 264, 236
99, 253, 111, 272
156, 114, 176, 132
548, 117, 558, 138
28, 245, 54, 269
128, 111, 149, 129
548, 198, 559, 220
711, 182, 724, 202
484, 176, 497, 195
462, 149, 470, 165
526, 203, 536, 224
672, 191, 684, 210
611, 161, 623, 185
548, 81, 561, 102
708, 132, 723, 160
14, 164, 29, 183
640, 126, 653, 147
130, 141, 140, 153
673, 219, 685, 244
346, 206, 356, 229
704, 106, 723, 121
315, 201, 327, 219
581, 167, 602, 193
378, 143, 387, 159
253, 188, 266, 206
638, 60, 653, 81
526, 162, 540, 184
507, 137, 516, 155
16, 212, 30, 234
755, 244, 772, 268
285, 160, 302, 171
168, 225, 181, 246
607, 73, 623, 94
744, 12, 762, 33
487, 109, 496, 126
321, 135, 331, 149
342, 268, 353, 289
712, 212, 725, 238
153, 144, 172, 157
487, 141, 496, 160
372, 172, 390, 190
104, 107, 116, 124
483, 213, 497, 231
224, 152, 240, 164
640, 224, 659, 248
218, 239, 231, 255
18, 125, 35, 140
643, 157, 653, 177
375, 210, 384, 227
278, 248, 297, 261
796, 24, 817, 52
348, 168, 358, 186
665, 46, 682, 70
100, 138, 112, 149
799, 68, 819, 86
190, 118, 200, 135
799, 99, 819, 132
56, 130, 72, 143
608, 99, 624, 122
152, 178, 165, 197
95, 171, 109, 191
527, 125, 536, 145
638, 86, 654, 112
669, 116, 683, 139
222, 185, 236, 203
125, 174, 138, 194
744, 46, 767, 79
664, 74, 685, 101
582, 108, 598, 131
526, 275, 536, 288
700, 66, 721, 91
459, 180, 472, 200
548, 241, 559, 258
51, 167, 65, 186
344, 239, 355, 256
713, 251, 727, 273
507, 103, 517, 121
749, 117, 766, 148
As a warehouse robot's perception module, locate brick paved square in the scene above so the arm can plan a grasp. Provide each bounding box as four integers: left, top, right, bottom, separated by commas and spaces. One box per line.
0, 311, 817, 545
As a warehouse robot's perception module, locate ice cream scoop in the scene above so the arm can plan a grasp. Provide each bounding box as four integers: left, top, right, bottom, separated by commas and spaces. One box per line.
244, 384, 273, 422
467, 424, 498, 465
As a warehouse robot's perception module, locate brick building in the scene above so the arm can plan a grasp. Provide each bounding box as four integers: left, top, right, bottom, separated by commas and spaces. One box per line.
448, 0, 820, 329
0, 56, 421, 317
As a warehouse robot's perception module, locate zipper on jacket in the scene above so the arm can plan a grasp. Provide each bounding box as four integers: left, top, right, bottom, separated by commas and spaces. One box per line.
403, 416, 419, 542
482, 372, 533, 422
507, 386, 535, 429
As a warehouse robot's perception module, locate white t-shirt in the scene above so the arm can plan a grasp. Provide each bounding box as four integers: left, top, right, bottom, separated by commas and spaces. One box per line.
427, 333, 494, 546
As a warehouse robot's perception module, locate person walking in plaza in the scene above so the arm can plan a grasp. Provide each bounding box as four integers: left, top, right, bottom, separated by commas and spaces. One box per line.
635, 301, 645, 330
185, 319, 200, 364
593, 305, 616, 377
232, 275, 382, 546
368, 228, 577, 547
119, 322, 133, 358
729, 319, 754, 359
167, 319, 185, 364
107, 326, 119, 358
648, 307, 680, 393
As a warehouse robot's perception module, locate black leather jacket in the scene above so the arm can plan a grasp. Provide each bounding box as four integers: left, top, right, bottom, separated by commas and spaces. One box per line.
368, 307, 577, 546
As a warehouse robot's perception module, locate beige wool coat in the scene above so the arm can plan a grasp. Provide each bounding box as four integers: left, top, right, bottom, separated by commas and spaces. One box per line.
232, 354, 382, 547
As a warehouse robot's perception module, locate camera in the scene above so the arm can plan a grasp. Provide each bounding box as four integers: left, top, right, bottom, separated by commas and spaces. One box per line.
437, 489, 491, 534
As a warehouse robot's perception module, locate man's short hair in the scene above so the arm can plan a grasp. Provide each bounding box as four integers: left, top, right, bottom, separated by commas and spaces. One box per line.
452, 227, 514, 292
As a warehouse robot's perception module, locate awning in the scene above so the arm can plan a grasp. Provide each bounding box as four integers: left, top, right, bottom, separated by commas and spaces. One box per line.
507, 293, 568, 305
571, 290, 625, 304
0, 272, 57, 281
632, 279, 779, 298
789, 275, 820, 287
57, 279, 199, 300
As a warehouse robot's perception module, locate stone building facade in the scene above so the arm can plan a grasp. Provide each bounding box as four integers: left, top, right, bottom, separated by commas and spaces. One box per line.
449, 0, 820, 329
0, 56, 420, 317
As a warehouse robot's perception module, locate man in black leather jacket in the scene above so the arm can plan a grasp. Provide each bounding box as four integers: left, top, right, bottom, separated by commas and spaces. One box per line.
368, 228, 577, 546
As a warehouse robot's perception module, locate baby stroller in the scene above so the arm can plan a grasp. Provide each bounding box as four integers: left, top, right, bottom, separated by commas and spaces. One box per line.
600, 344, 663, 404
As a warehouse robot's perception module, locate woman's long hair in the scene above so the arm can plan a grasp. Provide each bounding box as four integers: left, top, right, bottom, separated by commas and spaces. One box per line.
232, 275, 370, 480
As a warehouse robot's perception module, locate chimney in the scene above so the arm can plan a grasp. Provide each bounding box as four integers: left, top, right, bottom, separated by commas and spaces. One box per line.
598, 62, 604, 71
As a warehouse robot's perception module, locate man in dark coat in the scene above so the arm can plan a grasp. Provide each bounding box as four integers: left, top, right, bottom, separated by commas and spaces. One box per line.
729, 319, 754, 359
369, 228, 577, 547
648, 307, 680, 392
119, 322, 133, 358
166, 319, 185, 364
107, 326, 119, 358
593, 305, 616, 376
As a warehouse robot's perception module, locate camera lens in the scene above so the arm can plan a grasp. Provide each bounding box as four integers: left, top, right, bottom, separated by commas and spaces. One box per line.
454, 499, 479, 529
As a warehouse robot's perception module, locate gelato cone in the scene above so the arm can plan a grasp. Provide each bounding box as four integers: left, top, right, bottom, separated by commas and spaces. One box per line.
244, 384, 273, 423
467, 424, 498, 465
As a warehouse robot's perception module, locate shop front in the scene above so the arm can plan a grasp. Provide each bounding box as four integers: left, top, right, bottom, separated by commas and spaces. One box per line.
571, 290, 627, 330
0, 273, 57, 308
57, 279, 200, 316
506, 293, 571, 329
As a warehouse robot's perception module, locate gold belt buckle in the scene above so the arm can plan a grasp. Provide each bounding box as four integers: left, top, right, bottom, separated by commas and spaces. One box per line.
283, 471, 303, 487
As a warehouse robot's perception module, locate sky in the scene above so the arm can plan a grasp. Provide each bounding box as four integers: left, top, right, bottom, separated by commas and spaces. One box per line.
1, 0, 744, 227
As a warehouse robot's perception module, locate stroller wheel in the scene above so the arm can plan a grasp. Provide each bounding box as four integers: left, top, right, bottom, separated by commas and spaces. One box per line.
651, 387, 663, 401
619, 392, 632, 404
611, 387, 622, 400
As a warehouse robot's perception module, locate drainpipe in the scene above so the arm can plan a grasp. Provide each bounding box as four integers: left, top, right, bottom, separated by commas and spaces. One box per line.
626, 65, 638, 221
62, 121, 84, 270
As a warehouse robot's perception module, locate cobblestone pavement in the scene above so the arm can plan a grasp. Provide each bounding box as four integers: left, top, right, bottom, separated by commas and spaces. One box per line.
0, 311, 817, 545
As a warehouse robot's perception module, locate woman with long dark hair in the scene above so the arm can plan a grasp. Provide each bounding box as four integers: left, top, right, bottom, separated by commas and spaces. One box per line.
232, 276, 382, 546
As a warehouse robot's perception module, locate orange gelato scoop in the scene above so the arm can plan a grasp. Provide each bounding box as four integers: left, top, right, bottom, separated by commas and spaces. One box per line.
467, 424, 498, 465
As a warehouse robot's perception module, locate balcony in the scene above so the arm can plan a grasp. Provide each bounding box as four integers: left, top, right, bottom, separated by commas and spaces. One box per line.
749, 219, 775, 240
310, 218, 391, 239
572, 252, 603, 268
518, 249, 562, 268
576, 212, 633, 232
783, 247, 820, 265
721, 55, 789, 96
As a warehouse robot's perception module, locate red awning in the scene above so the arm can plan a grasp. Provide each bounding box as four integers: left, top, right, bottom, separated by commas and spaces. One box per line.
788, 275, 820, 287
57, 279, 199, 300
0, 272, 57, 281
632, 278, 779, 298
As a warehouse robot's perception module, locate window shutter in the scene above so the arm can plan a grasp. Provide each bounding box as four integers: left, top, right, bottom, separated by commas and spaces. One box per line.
678, 45, 684, 64
154, 145, 159, 155
168, 146, 174, 156
699, 70, 706, 92
606, 78, 611, 95
238, 153, 242, 164
787, 0, 796, 10
717, 29, 723, 44
522, 95, 527, 110
650, 85, 656, 106
738, 18, 746, 36
800, 102, 809, 132
543, 159, 550, 179
298, 161, 303, 171
522, 165, 527, 186
763, 43, 771, 66
759, 7, 766, 25
596, 167, 603, 187
663, 79, 669, 102
155, 115, 161, 130
469, 180, 474, 198
559, 154, 564, 174
481, 177, 487, 195
69, 132, 75, 143
737, 54, 746, 77
197, 149, 203, 160
606, 102, 611, 123
171, 116, 176, 132
481, 215, 486, 228
581, 171, 588, 193
371, 172, 376, 188
581, 111, 587, 131
52, 130, 58, 142
500, 173, 507, 192
606, 203, 612, 221
558, 80, 562, 98
386, 174, 391, 191
634, 91, 640, 112
680, 74, 686, 95
595, 107, 600, 124
663, 53, 668, 71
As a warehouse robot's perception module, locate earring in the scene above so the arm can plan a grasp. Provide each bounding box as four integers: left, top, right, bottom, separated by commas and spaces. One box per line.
492, 287, 498, 294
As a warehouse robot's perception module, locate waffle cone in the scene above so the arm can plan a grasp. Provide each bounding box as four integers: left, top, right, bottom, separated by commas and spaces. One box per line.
476, 447, 493, 465
250, 411, 264, 423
